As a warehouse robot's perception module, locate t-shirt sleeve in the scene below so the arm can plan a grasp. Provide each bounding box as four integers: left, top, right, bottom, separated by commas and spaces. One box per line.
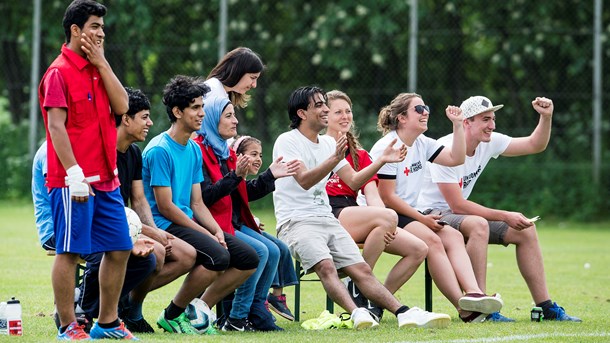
273, 133, 301, 161
203, 78, 227, 101
492, 132, 512, 158
192, 145, 204, 184
145, 147, 172, 187
41, 69, 68, 110
429, 162, 460, 184
371, 138, 397, 179
424, 136, 445, 163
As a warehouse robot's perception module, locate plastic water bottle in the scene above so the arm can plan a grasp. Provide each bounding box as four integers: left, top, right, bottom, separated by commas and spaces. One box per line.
0, 301, 7, 335
6, 297, 22, 336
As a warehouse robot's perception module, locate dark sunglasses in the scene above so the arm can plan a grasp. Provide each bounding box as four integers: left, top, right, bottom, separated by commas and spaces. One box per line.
410, 104, 430, 115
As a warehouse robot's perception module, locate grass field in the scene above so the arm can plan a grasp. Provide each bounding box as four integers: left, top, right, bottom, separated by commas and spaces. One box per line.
1, 202, 609, 342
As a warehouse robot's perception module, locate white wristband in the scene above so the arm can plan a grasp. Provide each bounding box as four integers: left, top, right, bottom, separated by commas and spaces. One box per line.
69, 181, 89, 197
65, 165, 85, 186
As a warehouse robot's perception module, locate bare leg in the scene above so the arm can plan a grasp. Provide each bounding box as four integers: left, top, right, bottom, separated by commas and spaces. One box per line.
458, 216, 489, 292
148, 238, 196, 291
312, 259, 358, 312
503, 225, 550, 303
342, 262, 402, 313
171, 265, 221, 308
97, 250, 130, 323
52, 253, 80, 327
436, 227, 482, 294
404, 223, 463, 310
338, 207, 397, 269
201, 267, 254, 308
382, 230, 427, 293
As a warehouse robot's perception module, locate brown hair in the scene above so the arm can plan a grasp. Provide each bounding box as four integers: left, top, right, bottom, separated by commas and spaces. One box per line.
326, 90, 363, 171
377, 93, 421, 135
231, 135, 262, 155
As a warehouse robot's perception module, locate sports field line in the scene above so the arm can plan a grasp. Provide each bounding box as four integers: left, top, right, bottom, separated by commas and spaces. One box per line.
401, 331, 610, 343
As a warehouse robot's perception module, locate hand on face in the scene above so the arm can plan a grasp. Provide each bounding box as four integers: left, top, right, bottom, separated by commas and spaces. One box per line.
80, 32, 107, 68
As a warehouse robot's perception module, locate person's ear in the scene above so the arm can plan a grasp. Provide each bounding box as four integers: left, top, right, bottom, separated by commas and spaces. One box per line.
297, 108, 307, 121
70, 24, 81, 39
172, 106, 182, 119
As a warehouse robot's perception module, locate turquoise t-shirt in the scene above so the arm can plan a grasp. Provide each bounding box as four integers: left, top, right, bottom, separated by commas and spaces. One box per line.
142, 132, 204, 230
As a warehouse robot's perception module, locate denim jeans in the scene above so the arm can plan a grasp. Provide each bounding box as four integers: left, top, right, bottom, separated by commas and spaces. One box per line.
261, 231, 298, 288
230, 226, 280, 319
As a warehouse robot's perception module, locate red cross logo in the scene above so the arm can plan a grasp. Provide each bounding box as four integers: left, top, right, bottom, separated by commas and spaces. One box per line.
459, 178, 463, 189
403, 167, 410, 176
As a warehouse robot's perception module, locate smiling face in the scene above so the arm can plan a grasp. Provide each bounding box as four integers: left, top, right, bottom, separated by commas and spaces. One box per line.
126, 109, 153, 142
175, 96, 204, 133
231, 72, 260, 94
241, 141, 263, 175
217, 103, 238, 140
327, 98, 353, 135
73, 15, 105, 48
467, 111, 496, 143
301, 92, 330, 133
400, 96, 430, 134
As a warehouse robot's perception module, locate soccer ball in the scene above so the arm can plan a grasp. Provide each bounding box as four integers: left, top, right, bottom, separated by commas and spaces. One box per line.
124, 207, 142, 244
185, 298, 213, 334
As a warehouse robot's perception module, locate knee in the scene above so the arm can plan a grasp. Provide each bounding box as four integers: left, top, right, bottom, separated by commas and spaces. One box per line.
381, 209, 399, 231
314, 259, 338, 280
424, 233, 443, 251
467, 217, 490, 242
414, 239, 428, 262
267, 244, 281, 263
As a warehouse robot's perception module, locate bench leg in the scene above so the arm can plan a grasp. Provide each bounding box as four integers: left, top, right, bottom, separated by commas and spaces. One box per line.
424, 258, 433, 312
294, 260, 301, 321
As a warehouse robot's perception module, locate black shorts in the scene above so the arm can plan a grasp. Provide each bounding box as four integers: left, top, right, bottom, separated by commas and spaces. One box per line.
397, 213, 418, 228
166, 224, 259, 271
329, 196, 359, 218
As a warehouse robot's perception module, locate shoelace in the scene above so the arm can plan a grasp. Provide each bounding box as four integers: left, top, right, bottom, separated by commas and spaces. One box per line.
66, 324, 89, 339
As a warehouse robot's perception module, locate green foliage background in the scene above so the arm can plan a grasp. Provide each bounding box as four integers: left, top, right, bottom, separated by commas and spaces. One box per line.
0, 0, 608, 219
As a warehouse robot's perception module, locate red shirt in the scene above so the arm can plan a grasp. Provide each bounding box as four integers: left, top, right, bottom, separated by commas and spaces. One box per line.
326, 149, 378, 198
39, 44, 119, 189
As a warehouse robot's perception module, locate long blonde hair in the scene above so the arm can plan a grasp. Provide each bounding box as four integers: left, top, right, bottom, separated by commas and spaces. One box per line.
326, 90, 363, 171
377, 93, 421, 135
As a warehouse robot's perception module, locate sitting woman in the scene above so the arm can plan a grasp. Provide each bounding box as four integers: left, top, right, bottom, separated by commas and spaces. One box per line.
193, 97, 299, 331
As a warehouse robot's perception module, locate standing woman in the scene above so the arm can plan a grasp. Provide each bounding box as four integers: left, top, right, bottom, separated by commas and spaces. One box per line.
194, 97, 299, 331
324, 90, 429, 321
372, 93, 504, 322
204, 47, 264, 108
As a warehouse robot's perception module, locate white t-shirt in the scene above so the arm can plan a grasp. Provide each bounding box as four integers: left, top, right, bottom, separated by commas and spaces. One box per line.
417, 132, 512, 210
273, 129, 348, 226
203, 78, 228, 102
370, 131, 443, 207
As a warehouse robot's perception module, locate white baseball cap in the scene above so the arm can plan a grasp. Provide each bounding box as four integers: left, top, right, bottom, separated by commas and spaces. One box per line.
460, 96, 504, 119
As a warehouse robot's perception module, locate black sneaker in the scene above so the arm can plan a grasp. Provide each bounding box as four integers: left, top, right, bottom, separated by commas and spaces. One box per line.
344, 277, 368, 308
221, 317, 256, 332
267, 293, 295, 321
123, 317, 155, 333
344, 278, 383, 322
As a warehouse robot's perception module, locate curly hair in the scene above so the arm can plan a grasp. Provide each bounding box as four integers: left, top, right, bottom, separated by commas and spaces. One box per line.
162, 75, 210, 123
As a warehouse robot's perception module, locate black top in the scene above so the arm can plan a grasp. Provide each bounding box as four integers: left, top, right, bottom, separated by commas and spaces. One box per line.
117, 143, 142, 206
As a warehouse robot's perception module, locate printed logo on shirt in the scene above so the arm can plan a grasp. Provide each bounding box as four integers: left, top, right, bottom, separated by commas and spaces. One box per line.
404, 161, 423, 176
462, 165, 482, 189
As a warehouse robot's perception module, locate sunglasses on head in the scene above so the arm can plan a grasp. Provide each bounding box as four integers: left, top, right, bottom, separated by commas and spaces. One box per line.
410, 105, 430, 115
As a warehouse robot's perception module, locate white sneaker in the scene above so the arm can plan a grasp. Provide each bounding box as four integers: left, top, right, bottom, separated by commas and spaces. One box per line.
397, 307, 451, 329
351, 308, 379, 330
458, 293, 503, 314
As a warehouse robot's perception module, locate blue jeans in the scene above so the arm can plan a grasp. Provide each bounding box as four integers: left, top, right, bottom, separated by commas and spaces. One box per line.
261, 231, 298, 289
231, 226, 280, 319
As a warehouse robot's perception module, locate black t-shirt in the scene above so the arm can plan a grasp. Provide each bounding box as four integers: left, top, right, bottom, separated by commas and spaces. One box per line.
117, 143, 142, 206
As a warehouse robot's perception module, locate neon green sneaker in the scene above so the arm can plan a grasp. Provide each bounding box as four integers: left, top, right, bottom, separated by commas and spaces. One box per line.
157, 310, 197, 334
203, 324, 220, 335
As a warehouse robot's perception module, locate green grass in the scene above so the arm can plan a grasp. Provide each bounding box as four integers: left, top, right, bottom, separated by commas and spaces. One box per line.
1, 202, 609, 342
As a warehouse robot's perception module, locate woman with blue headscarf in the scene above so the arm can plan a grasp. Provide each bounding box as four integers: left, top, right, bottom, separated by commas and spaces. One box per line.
193, 97, 298, 331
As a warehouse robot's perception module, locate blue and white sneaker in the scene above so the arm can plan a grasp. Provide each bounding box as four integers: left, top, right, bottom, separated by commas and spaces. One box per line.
544, 303, 582, 322
485, 312, 515, 322
90, 321, 139, 340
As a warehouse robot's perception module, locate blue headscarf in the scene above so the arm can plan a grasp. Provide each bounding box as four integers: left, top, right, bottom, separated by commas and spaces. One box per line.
197, 96, 232, 160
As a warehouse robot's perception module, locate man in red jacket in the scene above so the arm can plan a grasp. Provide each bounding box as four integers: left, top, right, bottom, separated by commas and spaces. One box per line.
38, 0, 134, 340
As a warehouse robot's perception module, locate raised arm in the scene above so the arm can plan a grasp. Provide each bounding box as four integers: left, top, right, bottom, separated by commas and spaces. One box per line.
431, 105, 466, 167
336, 138, 407, 191
502, 97, 553, 157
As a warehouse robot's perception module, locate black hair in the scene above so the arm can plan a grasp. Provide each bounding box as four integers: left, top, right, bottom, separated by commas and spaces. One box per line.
162, 75, 210, 123
287, 86, 325, 129
62, 0, 106, 43
115, 87, 151, 127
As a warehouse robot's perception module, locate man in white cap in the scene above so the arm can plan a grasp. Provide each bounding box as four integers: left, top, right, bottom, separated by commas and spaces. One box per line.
417, 96, 581, 322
